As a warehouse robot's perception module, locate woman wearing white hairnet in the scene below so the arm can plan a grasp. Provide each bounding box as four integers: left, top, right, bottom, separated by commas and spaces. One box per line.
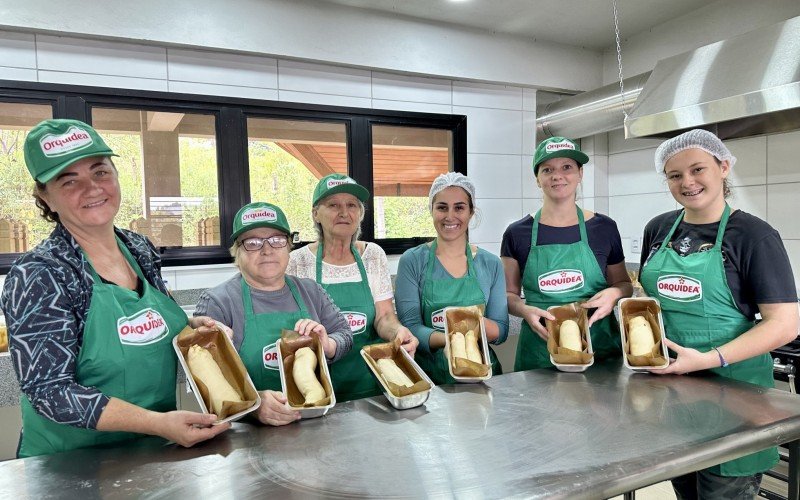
640, 129, 798, 498
502, 137, 632, 371
395, 173, 508, 384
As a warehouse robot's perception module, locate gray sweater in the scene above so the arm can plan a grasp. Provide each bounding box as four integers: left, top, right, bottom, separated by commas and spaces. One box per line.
194, 274, 352, 362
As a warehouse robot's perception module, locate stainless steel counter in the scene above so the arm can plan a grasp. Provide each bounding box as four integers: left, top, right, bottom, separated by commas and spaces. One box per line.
2, 361, 800, 499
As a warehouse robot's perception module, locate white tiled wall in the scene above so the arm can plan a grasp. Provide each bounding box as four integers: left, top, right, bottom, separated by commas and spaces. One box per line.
605, 128, 800, 291
0, 30, 535, 288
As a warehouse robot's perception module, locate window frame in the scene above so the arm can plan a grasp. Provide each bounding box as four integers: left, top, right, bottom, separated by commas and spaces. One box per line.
0, 80, 466, 273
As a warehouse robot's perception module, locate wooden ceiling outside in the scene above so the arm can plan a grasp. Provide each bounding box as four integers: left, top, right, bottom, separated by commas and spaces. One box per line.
276, 143, 449, 196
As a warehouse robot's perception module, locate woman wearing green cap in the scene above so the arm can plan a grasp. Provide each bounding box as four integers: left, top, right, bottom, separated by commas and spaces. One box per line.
396, 172, 508, 384
195, 201, 353, 425
0, 119, 230, 458
287, 174, 418, 402
502, 137, 632, 371
640, 129, 798, 498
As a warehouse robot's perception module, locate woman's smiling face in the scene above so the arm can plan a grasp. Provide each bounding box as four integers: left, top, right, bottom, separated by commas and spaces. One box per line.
431, 186, 473, 242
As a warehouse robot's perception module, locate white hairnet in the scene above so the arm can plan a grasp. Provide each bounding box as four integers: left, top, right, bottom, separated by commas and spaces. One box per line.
429, 172, 476, 209
654, 129, 737, 174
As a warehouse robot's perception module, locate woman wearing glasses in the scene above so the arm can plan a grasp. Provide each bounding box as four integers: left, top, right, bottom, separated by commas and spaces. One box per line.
194, 202, 352, 426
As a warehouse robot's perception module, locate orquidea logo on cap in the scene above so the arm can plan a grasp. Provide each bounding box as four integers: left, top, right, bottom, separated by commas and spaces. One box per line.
656, 275, 702, 302
263, 342, 280, 370
545, 140, 575, 152
117, 308, 169, 345
342, 311, 367, 334
327, 177, 355, 189
538, 269, 584, 294
241, 207, 277, 224
431, 308, 445, 330
40, 126, 93, 158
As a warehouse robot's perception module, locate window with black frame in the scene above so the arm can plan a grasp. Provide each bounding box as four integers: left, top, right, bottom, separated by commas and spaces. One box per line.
0, 82, 465, 272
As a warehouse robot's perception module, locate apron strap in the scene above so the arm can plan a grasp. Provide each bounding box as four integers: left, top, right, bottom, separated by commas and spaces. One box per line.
316, 241, 370, 284
426, 239, 476, 282
531, 205, 587, 247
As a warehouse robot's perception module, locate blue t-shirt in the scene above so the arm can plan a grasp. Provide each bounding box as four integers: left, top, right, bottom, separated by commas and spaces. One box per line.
395, 243, 509, 355
501, 213, 625, 278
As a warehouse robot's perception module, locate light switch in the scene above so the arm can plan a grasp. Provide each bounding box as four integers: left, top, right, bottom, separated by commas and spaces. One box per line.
631, 238, 641, 254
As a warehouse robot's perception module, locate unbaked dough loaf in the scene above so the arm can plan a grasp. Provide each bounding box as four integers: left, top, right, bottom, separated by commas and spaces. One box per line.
377, 358, 414, 387
451, 331, 467, 360
293, 347, 326, 404
187, 344, 242, 414
559, 320, 582, 351
465, 330, 482, 363
628, 316, 655, 356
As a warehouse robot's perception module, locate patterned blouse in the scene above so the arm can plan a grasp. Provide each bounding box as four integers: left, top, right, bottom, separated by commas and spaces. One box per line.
0, 224, 170, 429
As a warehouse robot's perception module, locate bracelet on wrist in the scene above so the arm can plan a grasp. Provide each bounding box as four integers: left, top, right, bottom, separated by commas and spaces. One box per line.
712, 346, 729, 368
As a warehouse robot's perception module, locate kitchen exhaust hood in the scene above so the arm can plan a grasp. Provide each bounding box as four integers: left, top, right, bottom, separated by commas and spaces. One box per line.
625, 15, 800, 139
537, 15, 800, 141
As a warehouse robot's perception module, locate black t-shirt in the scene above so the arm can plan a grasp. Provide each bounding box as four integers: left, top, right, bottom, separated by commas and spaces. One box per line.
640, 209, 798, 320
501, 213, 625, 279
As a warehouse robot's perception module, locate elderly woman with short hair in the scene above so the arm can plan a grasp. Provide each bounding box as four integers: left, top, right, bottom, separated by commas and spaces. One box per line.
288, 174, 417, 402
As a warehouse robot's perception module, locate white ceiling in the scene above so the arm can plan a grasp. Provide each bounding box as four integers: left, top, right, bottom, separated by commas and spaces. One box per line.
314, 0, 719, 50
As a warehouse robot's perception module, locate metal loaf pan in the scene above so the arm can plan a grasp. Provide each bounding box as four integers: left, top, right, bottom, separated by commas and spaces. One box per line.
616, 297, 669, 371
547, 305, 595, 373
443, 307, 492, 383
173, 323, 261, 425
360, 347, 434, 410
277, 338, 336, 419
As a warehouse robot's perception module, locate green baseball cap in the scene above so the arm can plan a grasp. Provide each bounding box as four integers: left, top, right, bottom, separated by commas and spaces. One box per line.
312, 174, 369, 206
24, 119, 118, 183
533, 136, 589, 175
231, 202, 291, 242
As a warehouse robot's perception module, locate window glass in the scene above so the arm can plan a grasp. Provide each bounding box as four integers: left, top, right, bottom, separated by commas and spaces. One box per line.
91, 108, 220, 248
0, 102, 53, 255
247, 118, 347, 241
371, 125, 452, 238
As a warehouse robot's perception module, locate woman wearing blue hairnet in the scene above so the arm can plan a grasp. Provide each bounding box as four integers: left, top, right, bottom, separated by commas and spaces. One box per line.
395, 172, 509, 384
640, 129, 799, 498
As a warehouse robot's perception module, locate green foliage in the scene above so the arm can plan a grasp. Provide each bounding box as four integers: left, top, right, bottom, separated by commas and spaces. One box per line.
380, 196, 435, 238
248, 142, 318, 241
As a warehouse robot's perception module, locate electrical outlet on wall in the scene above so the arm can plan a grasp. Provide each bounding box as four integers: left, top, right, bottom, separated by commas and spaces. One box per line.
631, 238, 641, 254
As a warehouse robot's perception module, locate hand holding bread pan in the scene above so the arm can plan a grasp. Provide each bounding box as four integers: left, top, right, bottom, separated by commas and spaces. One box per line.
277, 330, 335, 418
174, 324, 261, 424
442, 306, 492, 382
545, 302, 594, 372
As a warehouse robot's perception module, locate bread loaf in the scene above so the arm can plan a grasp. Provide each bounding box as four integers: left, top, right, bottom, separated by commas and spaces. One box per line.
628, 316, 655, 356
451, 331, 467, 360
559, 320, 582, 351
187, 345, 242, 414
377, 358, 414, 388
465, 330, 482, 363
293, 347, 326, 404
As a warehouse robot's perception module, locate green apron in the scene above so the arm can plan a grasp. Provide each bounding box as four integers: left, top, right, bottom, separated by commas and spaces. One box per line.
239, 276, 310, 392
419, 240, 502, 384
19, 237, 187, 458
639, 204, 777, 476
515, 206, 620, 371
316, 243, 381, 402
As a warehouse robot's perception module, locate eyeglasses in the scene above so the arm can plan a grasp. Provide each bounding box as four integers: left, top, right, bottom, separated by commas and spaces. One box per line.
239, 235, 289, 251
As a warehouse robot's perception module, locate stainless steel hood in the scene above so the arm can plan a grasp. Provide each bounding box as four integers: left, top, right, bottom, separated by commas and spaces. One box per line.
626, 15, 800, 139
537, 15, 800, 141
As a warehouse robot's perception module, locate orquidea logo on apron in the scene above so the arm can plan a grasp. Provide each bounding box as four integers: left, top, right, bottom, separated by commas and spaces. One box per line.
656, 275, 702, 302
342, 311, 367, 334
538, 269, 584, 294
431, 308, 445, 330
117, 308, 169, 345
263, 342, 280, 370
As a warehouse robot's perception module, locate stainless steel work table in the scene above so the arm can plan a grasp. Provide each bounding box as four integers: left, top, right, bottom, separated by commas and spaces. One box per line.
2, 361, 800, 499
